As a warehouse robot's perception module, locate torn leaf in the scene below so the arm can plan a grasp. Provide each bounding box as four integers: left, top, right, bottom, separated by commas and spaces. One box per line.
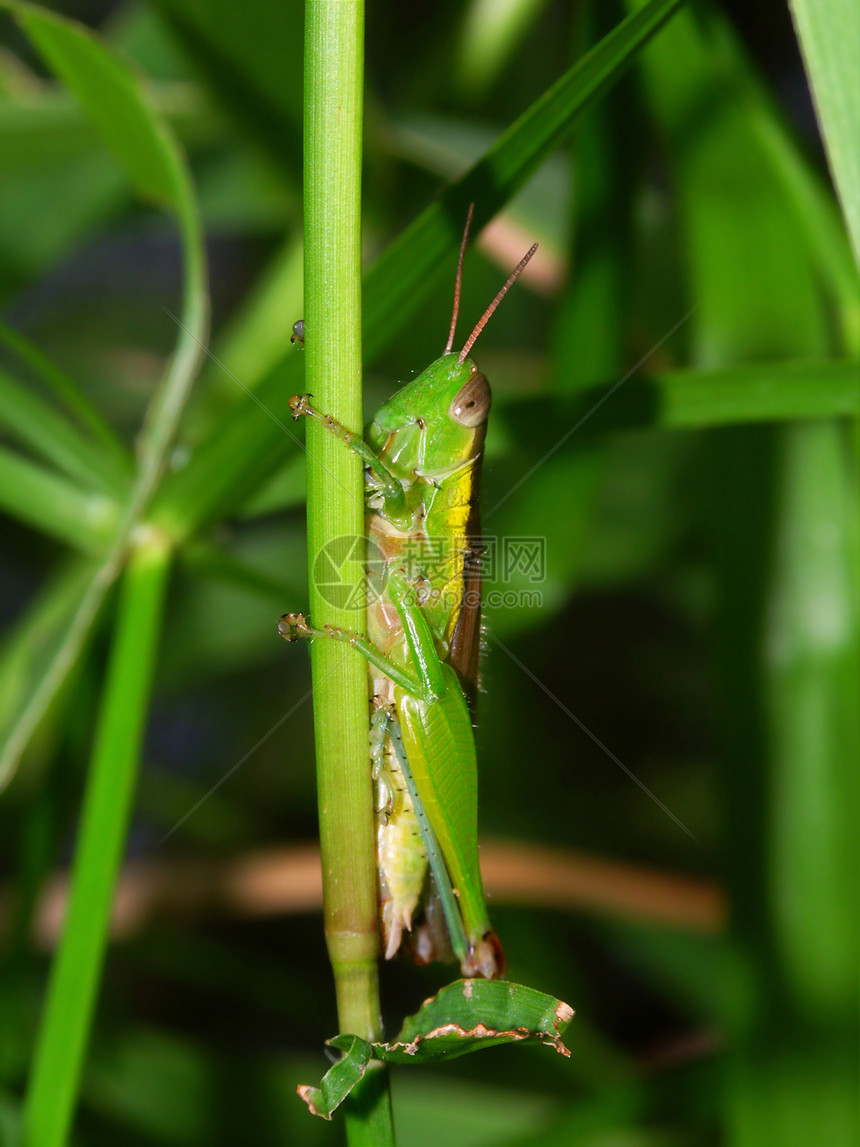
297, 981, 573, 1118
385, 979, 574, 1063
296, 1034, 372, 1119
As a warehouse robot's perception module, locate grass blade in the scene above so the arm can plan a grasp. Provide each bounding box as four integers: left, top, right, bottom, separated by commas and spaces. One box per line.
788, 0, 860, 266
361, 0, 687, 359
766, 423, 859, 1017
0, 446, 117, 553
0, 366, 128, 496
510, 359, 860, 437
21, 537, 172, 1147
0, 7, 207, 790
0, 560, 98, 760
0, 321, 129, 472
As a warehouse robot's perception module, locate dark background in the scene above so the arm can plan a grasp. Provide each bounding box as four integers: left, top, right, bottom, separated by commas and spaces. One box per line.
0, 1, 856, 1144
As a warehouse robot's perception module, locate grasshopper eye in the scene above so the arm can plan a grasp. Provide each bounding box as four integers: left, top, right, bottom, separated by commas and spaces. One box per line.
449, 372, 490, 427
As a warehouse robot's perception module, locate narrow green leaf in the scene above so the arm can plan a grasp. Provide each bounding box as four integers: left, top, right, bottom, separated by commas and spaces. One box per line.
6, 5, 208, 477
0, 560, 97, 756
0, 7, 207, 791
22, 537, 172, 1147
737, 75, 860, 354
13, 4, 187, 210
0, 445, 117, 553
0, 365, 128, 495
500, 361, 860, 456
653, 360, 860, 426
766, 422, 859, 1016
788, 0, 860, 266
0, 321, 129, 470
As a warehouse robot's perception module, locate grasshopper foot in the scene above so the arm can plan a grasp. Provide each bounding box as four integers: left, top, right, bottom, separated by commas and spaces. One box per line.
463, 930, 506, 980
278, 612, 312, 641
289, 394, 312, 420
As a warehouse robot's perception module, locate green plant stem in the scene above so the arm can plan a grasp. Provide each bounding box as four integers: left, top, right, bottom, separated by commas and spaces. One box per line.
21, 533, 172, 1147
303, 1, 393, 1144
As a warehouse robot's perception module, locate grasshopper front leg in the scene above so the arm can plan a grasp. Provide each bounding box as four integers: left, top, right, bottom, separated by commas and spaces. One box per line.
278, 612, 426, 699
289, 394, 410, 525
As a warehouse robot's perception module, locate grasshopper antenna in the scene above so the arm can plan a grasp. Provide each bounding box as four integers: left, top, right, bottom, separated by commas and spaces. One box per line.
458, 241, 538, 364
444, 204, 475, 354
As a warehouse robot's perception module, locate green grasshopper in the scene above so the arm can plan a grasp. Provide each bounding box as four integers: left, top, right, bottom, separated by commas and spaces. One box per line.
281, 209, 537, 978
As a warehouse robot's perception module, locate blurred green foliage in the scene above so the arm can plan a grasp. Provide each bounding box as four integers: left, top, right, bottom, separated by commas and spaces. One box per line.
0, 0, 857, 1144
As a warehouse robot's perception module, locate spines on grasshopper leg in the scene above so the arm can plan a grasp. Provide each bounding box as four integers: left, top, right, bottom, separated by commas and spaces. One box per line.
369, 705, 396, 815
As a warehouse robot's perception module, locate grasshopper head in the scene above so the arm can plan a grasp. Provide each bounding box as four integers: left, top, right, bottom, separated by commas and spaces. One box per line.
367, 209, 536, 475
367, 351, 491, 473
